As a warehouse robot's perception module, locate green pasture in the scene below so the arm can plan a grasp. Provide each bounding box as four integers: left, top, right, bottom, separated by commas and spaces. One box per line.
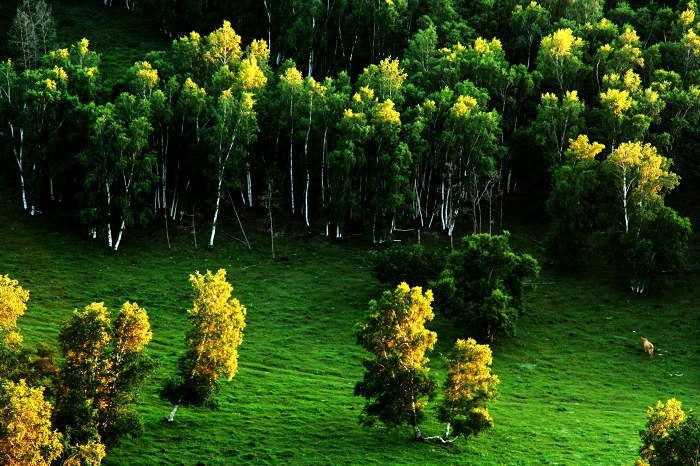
1, 191, 699, 465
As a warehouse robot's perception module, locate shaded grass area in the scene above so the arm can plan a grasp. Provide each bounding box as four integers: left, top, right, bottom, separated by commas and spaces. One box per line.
0, 0, 170, 93
1, 191, 700, 465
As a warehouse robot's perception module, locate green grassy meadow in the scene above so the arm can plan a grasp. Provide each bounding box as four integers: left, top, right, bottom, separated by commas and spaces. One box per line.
2, 189, 700, 465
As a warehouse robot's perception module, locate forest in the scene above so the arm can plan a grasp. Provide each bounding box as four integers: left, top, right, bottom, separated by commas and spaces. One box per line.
1, 0, 700, 464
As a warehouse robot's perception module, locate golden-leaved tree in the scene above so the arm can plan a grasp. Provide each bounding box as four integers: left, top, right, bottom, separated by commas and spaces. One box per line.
0, 274, 29, 349
436, 338, 500, 442
56, 301, 155, 448
161, 269, 247, 421
354, 282, 438, 439
0, 379, 63, 466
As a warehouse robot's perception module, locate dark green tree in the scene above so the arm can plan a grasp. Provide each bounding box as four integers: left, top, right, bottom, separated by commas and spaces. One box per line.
431, 232, 540, 341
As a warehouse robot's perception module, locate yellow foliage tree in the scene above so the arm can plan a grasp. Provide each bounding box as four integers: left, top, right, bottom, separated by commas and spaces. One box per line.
0, 379, 63, 466
436, 339, 500, 441
57, 301, 154, 446
0, 275, 29, 348
537, 28, 585, 95
163, 269, 247, 421
354, 282, 438, 439
638, 398, 686, 464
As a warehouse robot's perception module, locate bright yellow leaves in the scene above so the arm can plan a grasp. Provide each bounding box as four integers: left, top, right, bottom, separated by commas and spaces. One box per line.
645, 398, 686, 439
450, 94, 478, 117
438, 338, 500, 438
131, 61, 160, 99
280, 66, 303, 88
443, 338, 499, 404
239, 57, 267, 92
0, 274, 29, 347
360, 57, 406, 101
60, 302, 112, 371
246, 39, 270, 63
113, 301, 152, 358
566, 134, 605, 162
356, 282, 436, 370
600, 88, 632, 116
374, 99, 400, 125
186, 269, 246, 381
681, 2, 697, 30
607, 141, 679, 214
542, 28, 584, 59
639, 398, 686, 463
473, 37, 503, 56
204, 20, 243, 66
0, 380, 63, 465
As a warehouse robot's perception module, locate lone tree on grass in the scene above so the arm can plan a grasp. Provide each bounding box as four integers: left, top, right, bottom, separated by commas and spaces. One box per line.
354, 282, 438, 440
56, 301, 155, 447
161, 269, 247, 422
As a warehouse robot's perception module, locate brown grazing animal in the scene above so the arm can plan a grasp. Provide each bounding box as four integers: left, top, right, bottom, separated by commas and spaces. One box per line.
641, 337, 654, 358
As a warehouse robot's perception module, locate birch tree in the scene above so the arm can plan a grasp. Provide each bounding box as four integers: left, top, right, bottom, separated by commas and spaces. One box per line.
57, 301, 155, 446
510, 1, 550, 70
605, 141, 689, 292
0, 274, 29, 349
278, 64, 304, 215
80, 94, 155, 251
545, 135, 605, 268
435, 339, 499, 442
532, 91, 585, 168
0, 380, 63, 466
161, 269, 246, 422
205, 22, 268, 248
536, 28, 586, 96
9, 0, 56, 71
354, 282, 438, 440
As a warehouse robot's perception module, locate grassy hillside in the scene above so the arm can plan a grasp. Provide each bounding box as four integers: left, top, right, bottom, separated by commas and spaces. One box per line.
2, 189, 699, 465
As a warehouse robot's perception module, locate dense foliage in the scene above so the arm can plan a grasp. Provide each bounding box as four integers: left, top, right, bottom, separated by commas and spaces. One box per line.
372, 232, 540, 341
1, 0, 696, 289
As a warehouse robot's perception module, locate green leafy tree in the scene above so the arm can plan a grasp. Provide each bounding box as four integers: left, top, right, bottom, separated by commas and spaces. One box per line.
161, 269, 246, 421
205, 23, 268, 248
536, 28, 586, 96
435, 338, 499, 442
545, 135, 605, 268
431, 232, 540, 341
510, 1, 550, 70
0, 379, 63, 466
532, 91, 585, 168
604, 141, 689, 292
80, 93, 155, 251
354, 282, 438, 439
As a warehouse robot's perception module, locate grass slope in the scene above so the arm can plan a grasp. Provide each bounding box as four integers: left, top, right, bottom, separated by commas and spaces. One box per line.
1, 192, 699, 465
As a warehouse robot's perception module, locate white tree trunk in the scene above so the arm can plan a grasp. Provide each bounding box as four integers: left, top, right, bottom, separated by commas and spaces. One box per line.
113, 218, 126, 251
289, 97, 296, 214
11, 125, 28, 210
168, 405, 179, 422
106, 181, 113, 249
210, 192, 221, 248
247, 165, 253, 206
